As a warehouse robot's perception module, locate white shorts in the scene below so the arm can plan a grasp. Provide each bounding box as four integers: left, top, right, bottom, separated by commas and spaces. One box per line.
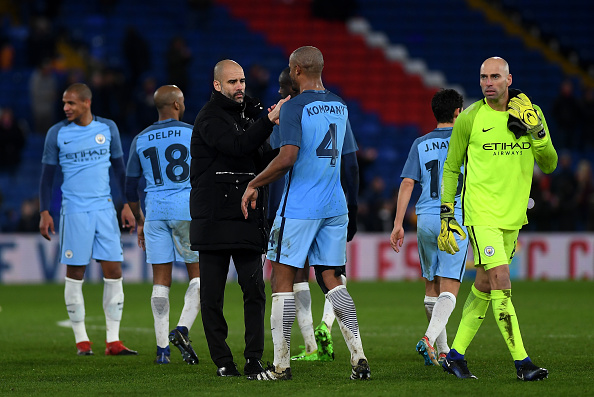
266, 214, 347, 268
59, 207, 123, 265
417, 214, 468, 281
144, 220, 199, 264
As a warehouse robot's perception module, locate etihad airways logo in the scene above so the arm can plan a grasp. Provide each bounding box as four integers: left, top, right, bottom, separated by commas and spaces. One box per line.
482, 141, 531, 156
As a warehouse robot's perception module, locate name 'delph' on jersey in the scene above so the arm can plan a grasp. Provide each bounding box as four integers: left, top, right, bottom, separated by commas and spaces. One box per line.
148, 130, 182, 141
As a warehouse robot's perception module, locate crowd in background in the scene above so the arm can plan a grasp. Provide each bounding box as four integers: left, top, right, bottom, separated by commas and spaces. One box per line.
1, 0, 593, 233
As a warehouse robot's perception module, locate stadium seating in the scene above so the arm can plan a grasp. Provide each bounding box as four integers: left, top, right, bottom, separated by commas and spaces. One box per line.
0, 0, 591, 230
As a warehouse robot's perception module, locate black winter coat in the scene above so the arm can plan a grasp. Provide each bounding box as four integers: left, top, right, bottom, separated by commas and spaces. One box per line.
189, 90, 274, 252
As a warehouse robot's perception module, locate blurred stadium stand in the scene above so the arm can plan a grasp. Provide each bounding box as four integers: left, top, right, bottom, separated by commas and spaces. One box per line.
0, 0, 592, 231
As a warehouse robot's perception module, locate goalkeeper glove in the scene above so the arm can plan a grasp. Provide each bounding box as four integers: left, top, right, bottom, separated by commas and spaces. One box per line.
437, 202, 467, 255
507, 92, 545, 140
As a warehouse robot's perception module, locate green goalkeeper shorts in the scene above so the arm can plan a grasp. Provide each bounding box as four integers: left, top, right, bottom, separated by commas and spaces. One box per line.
467, 226, 519, 270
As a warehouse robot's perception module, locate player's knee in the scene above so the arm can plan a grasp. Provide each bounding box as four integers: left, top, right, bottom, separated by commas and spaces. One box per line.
314, 265, 346, 294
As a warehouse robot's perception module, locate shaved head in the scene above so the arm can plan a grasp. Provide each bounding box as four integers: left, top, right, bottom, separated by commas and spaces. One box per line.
481, 56, 509, 75
154, 85, 183, 110
289, 46, 324, 76
213, 59, 246, 103
213, 59, 242, 82
65, 83, 92, 101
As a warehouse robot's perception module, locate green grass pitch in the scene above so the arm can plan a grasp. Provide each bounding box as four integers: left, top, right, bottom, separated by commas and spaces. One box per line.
0, 280, 592, 396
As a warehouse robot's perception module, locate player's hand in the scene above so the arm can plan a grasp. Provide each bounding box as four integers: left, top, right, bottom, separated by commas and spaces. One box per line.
121, 204, 136, 234
267, 95, 291, 125
347, 204, 358, 242
137, 224, 145, 250
39, 210, 55, 241
241, 185, 259, 219
507, 93, 545, 139
437, 203, 466, 255
390, 224, 404, 253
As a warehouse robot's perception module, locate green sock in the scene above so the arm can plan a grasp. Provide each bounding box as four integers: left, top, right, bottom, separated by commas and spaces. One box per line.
451, 284, 491, 355
491, 289, 528, 361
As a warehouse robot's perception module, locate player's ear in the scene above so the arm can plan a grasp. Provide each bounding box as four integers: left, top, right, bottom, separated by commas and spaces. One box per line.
213, 80, 221, 92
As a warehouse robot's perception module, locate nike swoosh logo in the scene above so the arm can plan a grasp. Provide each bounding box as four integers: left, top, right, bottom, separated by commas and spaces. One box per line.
482, 127, 494, 132
478, 316, 485, 319
64, 140, 73, 144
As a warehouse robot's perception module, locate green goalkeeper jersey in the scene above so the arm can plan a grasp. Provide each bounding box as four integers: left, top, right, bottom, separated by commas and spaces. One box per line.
441, 97, 557, 229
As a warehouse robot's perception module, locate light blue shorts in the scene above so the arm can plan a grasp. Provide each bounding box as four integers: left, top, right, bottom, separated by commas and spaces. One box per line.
59, 207, 123, 265
144, 220, 199, 264
266, 214, 348, 268
416, 213, 468, 282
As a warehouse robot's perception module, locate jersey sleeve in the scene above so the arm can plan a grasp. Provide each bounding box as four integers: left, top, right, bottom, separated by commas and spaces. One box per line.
442, 112, 471, 203
106, 119, 124, 159
530, 104, 558, 174
41, 124, 60, 165
278, 101, 302, 147
342, 119, 358, 154
126, 136, 142, 178
400, 137, 421, 182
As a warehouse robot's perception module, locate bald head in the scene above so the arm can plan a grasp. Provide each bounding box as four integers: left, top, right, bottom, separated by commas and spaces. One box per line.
214, 59, 242, 82
154, 85, 183, 109
213, 59, 246, 103
479, 56, 512, 110
65, 83, 92, 101
289, 46, 324, 76
480, 56, 509, 75
153, 85, 185, 120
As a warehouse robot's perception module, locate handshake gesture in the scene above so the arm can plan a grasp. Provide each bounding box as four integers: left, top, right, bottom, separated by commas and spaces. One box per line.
507, 92, 545, 140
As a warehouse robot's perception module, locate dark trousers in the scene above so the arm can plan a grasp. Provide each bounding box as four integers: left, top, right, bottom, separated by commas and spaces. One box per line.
199, 249, 266, 368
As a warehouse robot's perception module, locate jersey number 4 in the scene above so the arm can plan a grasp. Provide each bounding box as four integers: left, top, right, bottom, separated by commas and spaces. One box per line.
424, 159, 463, 199
316, 123, 338, 166
143, 144, 189, 186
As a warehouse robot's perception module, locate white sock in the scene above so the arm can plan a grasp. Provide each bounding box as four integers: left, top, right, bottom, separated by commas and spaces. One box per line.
424, 295, 437, 322
425, 292, 456, 351
270, 292, 295, 372
65, 277, 89, 344
151, 284, 170, 348
293, 282, 316, 354
321, 275, 346, 331
326, 285, 365, 365
103, 277, 124, 343
177, 277, 200, 331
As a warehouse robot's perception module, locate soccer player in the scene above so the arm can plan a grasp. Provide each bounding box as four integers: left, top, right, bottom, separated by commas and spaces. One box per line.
241, 46, 369, 381
39, 83, 137, 356
438, 57, 556, 381
269, 68, 357, 363
125, 85, 200, 365
390, 89, 467, 367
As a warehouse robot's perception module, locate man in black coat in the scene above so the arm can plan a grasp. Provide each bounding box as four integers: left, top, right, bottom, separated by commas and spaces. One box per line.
190, 59, 289, 377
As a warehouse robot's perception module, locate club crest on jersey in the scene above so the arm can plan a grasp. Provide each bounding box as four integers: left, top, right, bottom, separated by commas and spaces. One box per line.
65, 249, 74, 259
484, 246, 495, 257
95, 133, 106, 144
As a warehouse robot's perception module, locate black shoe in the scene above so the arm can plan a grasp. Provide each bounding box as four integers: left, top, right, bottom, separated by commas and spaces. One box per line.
244, 358, 264, 376
350, 358, 371, 380
442, 356, 477, 379
246, 362, 292, 381
169, 328, 199, 365
517, 361, 548, 381
217, 362, 241, 377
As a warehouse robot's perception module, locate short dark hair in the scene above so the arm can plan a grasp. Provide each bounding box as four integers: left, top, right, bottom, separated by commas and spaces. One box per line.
431, 88, 463, 124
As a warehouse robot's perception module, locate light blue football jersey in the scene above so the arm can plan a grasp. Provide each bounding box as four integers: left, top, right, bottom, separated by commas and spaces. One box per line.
277, 90, 358, 219
126, 119, 192, 221
41, 116, 123, 214
400, 127, 463, 216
